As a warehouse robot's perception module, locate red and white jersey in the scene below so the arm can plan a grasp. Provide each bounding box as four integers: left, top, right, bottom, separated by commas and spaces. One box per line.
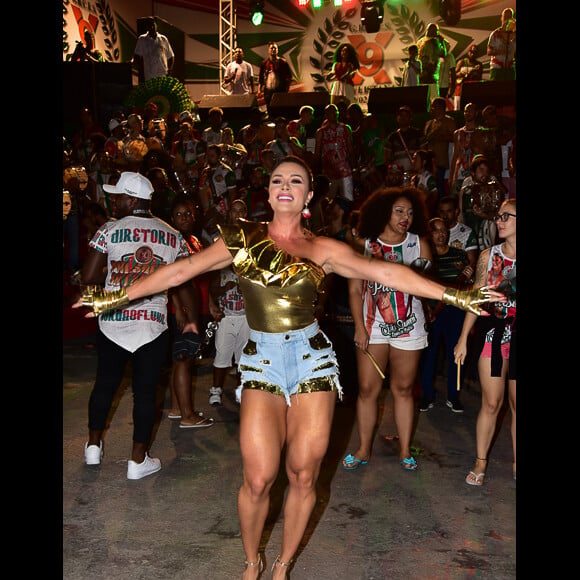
89, 215, 190, 352
361, 233, 427, 341
318, 123, 352, 179
488, 28, 516, 71
484, 244, 516, 334
218, 267, 246, 316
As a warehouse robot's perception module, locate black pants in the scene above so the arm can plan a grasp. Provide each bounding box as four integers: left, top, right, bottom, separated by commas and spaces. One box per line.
88, 327, 170, 444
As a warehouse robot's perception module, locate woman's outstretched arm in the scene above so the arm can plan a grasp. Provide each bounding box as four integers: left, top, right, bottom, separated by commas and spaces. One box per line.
74, 237, 233, 316
315, 236, 503, 315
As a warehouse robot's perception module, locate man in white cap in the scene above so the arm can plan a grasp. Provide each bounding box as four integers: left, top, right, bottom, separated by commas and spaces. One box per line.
79, 172, 199, 479
104, 118, 128, 170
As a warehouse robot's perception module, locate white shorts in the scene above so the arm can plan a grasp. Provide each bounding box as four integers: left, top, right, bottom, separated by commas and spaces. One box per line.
369, 333, 428, 351
213, 314, 251, 368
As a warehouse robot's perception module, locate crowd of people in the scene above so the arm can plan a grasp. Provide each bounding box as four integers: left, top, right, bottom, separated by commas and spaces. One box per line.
65, 10, 516, 578
63, 94, 515, 276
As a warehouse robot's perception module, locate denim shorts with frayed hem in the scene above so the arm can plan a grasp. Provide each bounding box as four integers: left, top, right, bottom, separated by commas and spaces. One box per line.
236, 321, 343, 406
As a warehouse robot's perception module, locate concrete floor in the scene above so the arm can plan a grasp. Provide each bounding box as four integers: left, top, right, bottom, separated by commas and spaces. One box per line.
63, 335, 516, 579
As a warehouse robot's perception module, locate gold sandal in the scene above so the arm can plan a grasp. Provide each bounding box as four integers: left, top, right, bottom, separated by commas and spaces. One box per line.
271, 554, 293, 577
243, 554, 263, 579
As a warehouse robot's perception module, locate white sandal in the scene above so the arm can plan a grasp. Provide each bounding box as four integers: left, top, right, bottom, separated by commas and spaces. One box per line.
465, 457, 487, 486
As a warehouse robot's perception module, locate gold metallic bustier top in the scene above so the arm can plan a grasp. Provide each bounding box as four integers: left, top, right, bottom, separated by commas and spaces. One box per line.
217, 220, 325, 333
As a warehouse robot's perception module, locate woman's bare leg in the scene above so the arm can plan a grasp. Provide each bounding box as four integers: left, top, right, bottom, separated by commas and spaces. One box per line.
508, 377, 516, 478
388, 347, 422, 462
238, 389, 287, 580
273, 391, 337, 579
351, 345, 389, 461
466, 357, 508, 483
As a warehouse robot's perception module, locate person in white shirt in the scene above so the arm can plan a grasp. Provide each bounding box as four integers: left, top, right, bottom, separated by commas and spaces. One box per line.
208, 200, 251, 407
402, 44, 422, 87
80, 172, 192, 480
133, 17, 175, 83
487, 8, 516, 81
438, 36, 456, 99
224, 47, 255, 95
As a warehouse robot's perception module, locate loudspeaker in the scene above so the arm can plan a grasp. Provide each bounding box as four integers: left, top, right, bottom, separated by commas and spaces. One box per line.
440, 0, 461, 26
94, 63, 133, 127
269, 91, 330, 118
460, 80, 516, 108
62, 62, 133, 134
198, 94, 259, 128
367, 86, 430, 114
137, 16, 185, 83
198, 94, 258, 110
63, 62, 97, 132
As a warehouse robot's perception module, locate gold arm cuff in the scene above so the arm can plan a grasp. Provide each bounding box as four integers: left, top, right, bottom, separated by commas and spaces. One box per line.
81, 287, 130, 316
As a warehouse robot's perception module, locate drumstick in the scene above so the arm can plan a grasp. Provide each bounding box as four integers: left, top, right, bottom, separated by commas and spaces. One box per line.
456, 360, 461, 391
356, 345, 385, 380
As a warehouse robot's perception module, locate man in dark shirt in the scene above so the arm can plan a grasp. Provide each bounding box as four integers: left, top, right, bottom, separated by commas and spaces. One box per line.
419, 217, 472, 414
258, 41, 293, 118
384, 105, 425, 174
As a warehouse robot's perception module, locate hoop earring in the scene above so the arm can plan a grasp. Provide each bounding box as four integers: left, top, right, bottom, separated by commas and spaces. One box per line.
302, 204, 311, 219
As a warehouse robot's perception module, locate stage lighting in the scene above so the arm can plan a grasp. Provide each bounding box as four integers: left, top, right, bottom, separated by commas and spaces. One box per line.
361, 1, 384, 34
250, 0, 264, 26
439, 0, 461, 26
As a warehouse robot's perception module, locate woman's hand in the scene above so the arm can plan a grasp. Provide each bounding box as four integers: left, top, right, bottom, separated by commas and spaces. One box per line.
453, 338, 468, 365
353, 326, 369, 352
208, 300, 224, 322
442, 285, 505, 316
72, 286, 129, 317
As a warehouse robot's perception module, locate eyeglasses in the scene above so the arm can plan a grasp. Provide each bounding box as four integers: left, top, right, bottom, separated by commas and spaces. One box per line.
494, 212, 516, 222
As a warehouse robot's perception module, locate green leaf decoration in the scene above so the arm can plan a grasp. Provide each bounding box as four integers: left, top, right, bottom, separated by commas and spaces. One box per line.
125, 76, 193, 117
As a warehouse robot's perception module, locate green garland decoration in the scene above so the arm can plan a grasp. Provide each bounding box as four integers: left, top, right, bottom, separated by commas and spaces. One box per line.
124, 76, 193, 117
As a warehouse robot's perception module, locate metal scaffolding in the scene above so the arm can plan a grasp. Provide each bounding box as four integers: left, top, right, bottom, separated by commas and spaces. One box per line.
219, 0, 236, 94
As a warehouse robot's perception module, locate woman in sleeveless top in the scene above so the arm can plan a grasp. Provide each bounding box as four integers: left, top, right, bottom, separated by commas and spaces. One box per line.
454, 198, 516, 486
343, 187, 431, 474
76, 159, 504, 579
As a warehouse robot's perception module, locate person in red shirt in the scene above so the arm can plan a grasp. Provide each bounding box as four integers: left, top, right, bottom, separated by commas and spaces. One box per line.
328, 43, 360, 107
314, 104, 355, 201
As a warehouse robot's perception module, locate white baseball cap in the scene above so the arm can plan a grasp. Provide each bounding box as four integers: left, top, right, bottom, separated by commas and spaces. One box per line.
103, 172, 153, 200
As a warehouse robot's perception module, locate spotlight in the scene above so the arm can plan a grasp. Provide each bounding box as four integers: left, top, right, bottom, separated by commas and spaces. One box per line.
250, 0, 264, 27
361, 1, 384, 34
439, 0, 461, 26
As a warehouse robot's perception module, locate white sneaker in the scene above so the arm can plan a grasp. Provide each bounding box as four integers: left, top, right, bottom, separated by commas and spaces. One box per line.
209, 387, 223, 406
84, 441, 103, 465
127, 453, 161, 480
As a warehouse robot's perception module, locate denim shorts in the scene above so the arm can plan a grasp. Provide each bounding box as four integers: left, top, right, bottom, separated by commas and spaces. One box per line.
236, 321, 343, 406
170, 313, 201, 362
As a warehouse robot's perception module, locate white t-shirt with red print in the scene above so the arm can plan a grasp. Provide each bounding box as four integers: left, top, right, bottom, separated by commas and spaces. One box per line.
89, 215, 190, 352
361, 233, 428, 342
